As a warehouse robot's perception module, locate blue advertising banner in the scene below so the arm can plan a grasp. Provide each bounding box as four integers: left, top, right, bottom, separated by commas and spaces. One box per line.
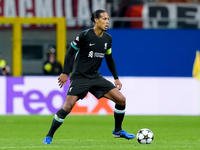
100, 29, 200, 77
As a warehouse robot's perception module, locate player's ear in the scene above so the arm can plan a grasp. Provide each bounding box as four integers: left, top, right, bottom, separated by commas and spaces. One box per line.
94, 18, 98, 23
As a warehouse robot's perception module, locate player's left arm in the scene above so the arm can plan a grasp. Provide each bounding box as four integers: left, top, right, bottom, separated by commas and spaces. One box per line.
105, 49, 122, 90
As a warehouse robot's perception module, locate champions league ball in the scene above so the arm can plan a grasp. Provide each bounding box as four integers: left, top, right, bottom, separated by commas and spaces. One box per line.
136, 128, 154, 144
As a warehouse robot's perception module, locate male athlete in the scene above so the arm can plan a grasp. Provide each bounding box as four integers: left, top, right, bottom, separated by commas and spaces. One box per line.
43, 9, 135, 144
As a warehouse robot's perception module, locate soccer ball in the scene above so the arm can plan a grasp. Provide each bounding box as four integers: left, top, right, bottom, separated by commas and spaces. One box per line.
136, 128, 154, 144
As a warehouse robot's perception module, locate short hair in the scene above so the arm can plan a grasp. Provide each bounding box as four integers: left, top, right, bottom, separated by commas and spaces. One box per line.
91, 9, 106, 23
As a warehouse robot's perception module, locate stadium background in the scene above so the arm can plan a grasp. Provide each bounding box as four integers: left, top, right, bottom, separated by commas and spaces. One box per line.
0, 0, 200, 115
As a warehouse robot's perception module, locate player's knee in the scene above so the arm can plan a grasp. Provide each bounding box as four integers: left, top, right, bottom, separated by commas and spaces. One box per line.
117, 95, 126, 106
63, 101, 75, 112
62, 104, 73, 113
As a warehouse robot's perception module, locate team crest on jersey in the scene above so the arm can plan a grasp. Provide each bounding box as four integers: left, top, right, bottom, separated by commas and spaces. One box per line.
104, 43, 107, 49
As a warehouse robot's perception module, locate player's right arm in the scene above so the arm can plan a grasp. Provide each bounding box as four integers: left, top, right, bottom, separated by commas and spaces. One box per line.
58, 33, 83, 88
58, 45, 77, 88
62, 45, 77, 75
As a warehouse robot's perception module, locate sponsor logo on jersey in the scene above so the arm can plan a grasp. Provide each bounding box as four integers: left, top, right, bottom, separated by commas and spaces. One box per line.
88, 51, 94, 58
88, 51, 105, 58
94, 52, 105, 58
89, 43, 95, 46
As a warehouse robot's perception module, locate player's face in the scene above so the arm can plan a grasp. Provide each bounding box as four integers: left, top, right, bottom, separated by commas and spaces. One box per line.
96, 12, 109, 31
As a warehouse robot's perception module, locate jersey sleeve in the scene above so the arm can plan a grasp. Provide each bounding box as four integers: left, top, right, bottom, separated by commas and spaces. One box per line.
105, 36, 112, 55
70, 31, 85, 50
104, 36, 118, 79
62, 31, 85, 75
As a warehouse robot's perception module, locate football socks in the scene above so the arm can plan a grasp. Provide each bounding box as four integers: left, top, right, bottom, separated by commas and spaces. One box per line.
114, 104, 125, 132
46, 108, 69, 137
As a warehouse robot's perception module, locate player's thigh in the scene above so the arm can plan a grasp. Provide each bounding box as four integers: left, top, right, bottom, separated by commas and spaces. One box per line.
90, 76, 116, 99
104, 88, 126, 105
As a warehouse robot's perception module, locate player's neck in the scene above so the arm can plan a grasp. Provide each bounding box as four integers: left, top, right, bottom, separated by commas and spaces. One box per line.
93, 26, 104, 37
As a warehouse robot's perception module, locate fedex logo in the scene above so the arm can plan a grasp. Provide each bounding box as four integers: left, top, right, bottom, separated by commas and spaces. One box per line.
6, 77, 67, 114
1, 77, 114, 115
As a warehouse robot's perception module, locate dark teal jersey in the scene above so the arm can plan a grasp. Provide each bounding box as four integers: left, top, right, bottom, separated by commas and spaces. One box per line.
70, 28, 112, 79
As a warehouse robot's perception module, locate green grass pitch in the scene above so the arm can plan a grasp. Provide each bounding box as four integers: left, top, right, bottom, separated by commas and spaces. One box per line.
0, 115, 200, 150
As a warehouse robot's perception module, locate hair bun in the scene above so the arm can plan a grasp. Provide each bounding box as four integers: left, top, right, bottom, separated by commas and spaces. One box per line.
90, 14, 95, 23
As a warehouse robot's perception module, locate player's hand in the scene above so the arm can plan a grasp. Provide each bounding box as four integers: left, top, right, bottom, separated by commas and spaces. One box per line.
58, 73, 68, 88
114, 79, 122, 90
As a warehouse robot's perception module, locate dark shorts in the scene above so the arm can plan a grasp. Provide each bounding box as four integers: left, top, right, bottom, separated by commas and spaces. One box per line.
67, 75, 116, 100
